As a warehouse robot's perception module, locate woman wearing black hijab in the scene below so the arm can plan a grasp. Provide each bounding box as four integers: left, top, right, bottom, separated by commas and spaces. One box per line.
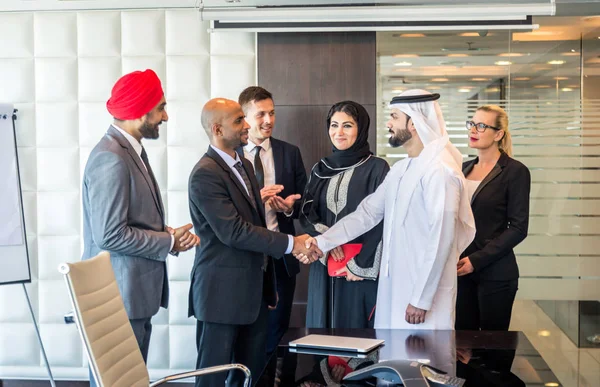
300, 101, 390, 328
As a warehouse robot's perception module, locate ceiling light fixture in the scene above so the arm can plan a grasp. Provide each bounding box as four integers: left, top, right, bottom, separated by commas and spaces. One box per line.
393, 54, 419, 58
548, 60, 565, 65
400, 33, 426, 38
394, 61, 413, 66
471, 77, 491, 81
431, 78, 449, 82
498, 53, 523, 57
495, 60, 512, 66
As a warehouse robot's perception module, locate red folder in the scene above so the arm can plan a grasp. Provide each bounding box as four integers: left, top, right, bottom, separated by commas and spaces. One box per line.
327, 243, 363, 277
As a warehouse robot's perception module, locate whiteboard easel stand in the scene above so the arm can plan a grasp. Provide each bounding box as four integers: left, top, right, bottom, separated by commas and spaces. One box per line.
4, 110, 56, 387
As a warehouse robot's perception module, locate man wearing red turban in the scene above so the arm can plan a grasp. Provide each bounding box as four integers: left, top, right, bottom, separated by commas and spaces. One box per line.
81, 69, 199, 385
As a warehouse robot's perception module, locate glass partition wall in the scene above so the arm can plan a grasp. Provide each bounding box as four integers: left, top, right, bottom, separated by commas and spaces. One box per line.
376, 16, 600, 347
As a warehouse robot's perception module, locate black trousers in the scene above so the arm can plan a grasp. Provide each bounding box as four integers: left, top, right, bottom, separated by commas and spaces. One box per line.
456, 275, 518, 331
259, 262, 297, 387
195, 301, 269, 387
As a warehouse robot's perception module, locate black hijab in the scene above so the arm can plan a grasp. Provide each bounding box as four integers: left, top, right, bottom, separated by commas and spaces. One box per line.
301, 101, 372, 227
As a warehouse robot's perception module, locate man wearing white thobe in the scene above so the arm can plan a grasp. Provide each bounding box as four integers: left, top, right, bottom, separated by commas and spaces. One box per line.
301, 89, 476, 329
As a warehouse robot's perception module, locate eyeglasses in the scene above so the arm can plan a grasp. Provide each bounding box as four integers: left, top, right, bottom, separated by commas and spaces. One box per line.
466, 120, 499, 132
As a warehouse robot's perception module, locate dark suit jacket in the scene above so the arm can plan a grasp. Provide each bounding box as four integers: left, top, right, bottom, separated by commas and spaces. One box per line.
82, 126, 172, 319
236, 137, 307, 276
188, 146, 290, 325
461, 152, 531, 281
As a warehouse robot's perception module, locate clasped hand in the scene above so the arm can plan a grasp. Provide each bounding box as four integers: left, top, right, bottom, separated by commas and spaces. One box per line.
292, 235, 322, 264
166, 223, 200, 252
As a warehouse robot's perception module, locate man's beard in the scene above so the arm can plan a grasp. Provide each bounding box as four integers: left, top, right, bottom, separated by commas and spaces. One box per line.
139, 120, 161, 139
389, 128, 412, 148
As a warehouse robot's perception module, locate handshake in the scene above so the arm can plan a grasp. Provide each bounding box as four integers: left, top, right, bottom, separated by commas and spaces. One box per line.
292, 234, 322, 264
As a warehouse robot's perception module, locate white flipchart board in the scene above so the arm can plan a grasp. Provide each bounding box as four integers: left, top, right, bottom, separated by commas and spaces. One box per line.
0, 103, 31, 285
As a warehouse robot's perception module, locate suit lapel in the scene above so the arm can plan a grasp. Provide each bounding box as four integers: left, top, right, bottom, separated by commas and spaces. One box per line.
107, 126, 164, 221
470, 162, 503, 204
207, 146, 257, 213
271, 138, 284, 185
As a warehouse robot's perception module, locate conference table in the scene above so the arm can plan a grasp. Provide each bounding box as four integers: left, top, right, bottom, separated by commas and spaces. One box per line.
268, 328, 562, 386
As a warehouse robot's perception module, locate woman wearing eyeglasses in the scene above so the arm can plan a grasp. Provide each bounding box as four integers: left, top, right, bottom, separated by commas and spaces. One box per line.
456, 105, 531, 331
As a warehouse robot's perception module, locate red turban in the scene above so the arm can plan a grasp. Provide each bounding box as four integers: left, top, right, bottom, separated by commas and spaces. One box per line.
106, 69, 164, 120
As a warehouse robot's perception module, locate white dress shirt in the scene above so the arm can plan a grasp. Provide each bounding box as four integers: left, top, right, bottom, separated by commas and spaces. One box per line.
211, 145, 293, 254
243, 138, 279, 231
112, 124, 174, 253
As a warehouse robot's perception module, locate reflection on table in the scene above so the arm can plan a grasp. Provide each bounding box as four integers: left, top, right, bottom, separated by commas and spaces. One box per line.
273, 329, 561, 386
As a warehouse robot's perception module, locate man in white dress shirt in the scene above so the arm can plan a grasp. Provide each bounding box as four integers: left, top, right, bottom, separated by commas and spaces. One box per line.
301, 89, 476, 329
236, 87, 307, 386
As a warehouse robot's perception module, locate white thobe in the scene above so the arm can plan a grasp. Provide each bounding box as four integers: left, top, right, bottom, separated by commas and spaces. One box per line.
315, 156, 465, 330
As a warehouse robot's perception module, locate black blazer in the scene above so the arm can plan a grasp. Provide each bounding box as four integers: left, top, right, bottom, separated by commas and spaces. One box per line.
461, 152, 531, 281
236, 137, 307, 276
187, 146, 290, 325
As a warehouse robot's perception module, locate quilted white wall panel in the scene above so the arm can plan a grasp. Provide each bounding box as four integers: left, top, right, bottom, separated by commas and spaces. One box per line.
36, 103, 79, 147
35, 58, 78, 102
0, 283, 37, 323
166, 56, 211, 101
165, 11, 209, 56
0, 14, 34, 58
0, 59, 35, 103
77, 12, 122, 57
122, 11, 166, 56
210, 56, 256, 100
34, 13, 77, 58
0, 8, 256, 381
0, 324, 39, 366
78, 103, 113, 147
78, 58, 122, 102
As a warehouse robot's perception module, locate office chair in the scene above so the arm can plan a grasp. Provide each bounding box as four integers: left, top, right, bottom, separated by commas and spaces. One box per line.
59, 251, 251, 387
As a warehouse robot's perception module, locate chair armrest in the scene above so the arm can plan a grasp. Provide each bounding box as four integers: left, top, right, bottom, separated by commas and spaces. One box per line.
149, 364, 251, 387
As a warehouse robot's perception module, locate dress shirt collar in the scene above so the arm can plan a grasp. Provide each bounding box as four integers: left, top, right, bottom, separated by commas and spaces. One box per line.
244, 137, 271, 153
210, 144, 242, 168
112, 124, 143, 157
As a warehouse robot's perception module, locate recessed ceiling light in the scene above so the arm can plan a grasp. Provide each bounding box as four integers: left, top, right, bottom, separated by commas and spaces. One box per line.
498, 53, 523, 57
458, 88, 471, 93
495, 61, 512, 66
393, 54, 419, 58
394, 61, 412, 66
400, 33, 426, 38
513, 77, 530, 81
548, 60, 566, 65
431, 78, 449, 82
447, 54, 469, 57
538, 330, 552, 337
562, 87, 573, 92
553, 76, 569, 80
471, 78, 491, 81
534, 85, 551, 88
544, 383, 560, 387
562, 52, 579, 56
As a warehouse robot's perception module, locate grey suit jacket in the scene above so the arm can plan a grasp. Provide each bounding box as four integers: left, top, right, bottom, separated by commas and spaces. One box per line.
81, 126, 172, 319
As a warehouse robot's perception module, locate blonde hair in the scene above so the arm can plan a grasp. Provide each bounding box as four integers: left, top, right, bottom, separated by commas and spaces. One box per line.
477, 105, 512, 157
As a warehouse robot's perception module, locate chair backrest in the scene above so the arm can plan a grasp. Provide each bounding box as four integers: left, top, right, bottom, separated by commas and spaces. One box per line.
59, 251, 149, 387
